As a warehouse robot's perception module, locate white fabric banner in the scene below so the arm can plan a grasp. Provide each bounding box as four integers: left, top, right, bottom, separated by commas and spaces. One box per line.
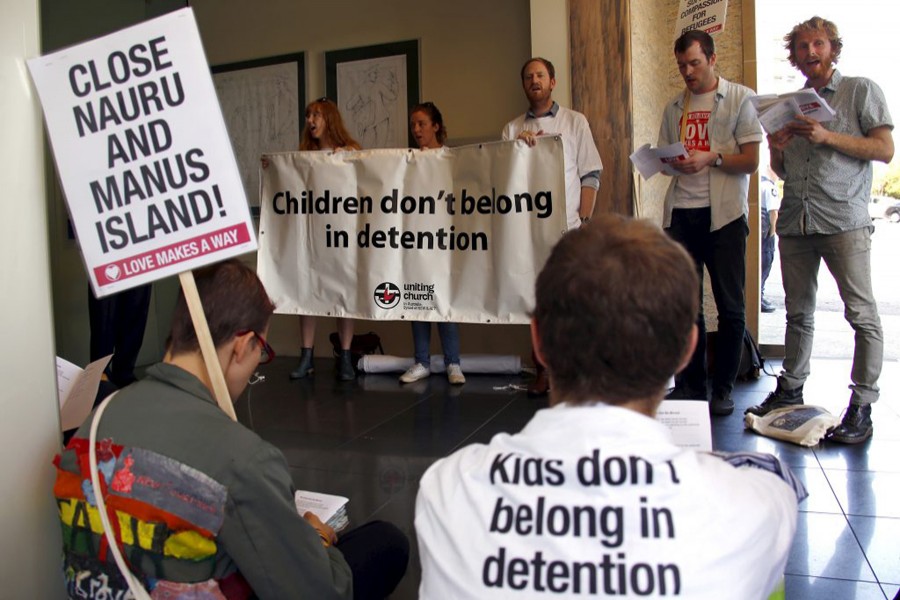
257, 138, 566, 324
27, 8, 256, 297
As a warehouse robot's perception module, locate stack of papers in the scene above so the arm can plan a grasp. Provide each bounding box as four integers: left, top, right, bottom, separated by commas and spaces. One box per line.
294, 490, 350, 532
751, 89, 836, 134
629, 142, 689, 179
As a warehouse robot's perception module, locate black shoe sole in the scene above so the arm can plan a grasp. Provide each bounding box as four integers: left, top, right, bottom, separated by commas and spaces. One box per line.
744, 400, 803, 417
710, 403, 735, 416
289, 368, 314, 380
827, 427, 873, 444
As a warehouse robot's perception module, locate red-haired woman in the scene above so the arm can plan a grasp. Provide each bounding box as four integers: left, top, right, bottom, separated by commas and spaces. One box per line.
266, 98, 362, 381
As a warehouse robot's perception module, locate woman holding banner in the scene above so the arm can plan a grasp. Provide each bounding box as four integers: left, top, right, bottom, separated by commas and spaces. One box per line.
400, 102, 466, 385
277, 98, 361, 381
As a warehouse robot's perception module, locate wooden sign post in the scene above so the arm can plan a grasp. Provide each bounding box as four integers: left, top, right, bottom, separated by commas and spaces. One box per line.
179, 271, 236, 420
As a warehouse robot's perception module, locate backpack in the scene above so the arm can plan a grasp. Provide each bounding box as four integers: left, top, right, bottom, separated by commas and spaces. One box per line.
706, 328, 764, 381
329, 331, 384, 372
737, 329, 764, 381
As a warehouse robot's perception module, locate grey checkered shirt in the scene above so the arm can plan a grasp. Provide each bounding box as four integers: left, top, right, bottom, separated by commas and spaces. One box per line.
780, 70, 893, 236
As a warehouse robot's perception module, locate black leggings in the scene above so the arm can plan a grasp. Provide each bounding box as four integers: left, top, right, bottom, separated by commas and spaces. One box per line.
336, 521, 409, 600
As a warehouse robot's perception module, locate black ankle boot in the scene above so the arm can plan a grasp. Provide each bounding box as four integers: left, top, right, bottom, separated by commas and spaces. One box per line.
290, 348, 314, 380
745, 381, 804, 416
336, 349, 356, 381
827, 403, 873, 444
710, 394, 734, 416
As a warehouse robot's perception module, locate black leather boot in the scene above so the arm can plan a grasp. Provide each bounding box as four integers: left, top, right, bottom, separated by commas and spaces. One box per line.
710, 394, 734, 416
290, 348, 314, 380
827, 403, 873, 444
336, 349, 356, 381
745, 381, 803, 416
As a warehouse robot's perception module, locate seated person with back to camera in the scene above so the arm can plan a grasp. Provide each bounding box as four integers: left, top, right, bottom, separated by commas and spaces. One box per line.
53, 259, 409, 600
415, 214, 803, 599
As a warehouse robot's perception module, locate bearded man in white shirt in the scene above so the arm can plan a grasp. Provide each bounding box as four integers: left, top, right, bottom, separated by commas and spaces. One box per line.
502, 56, 603, 396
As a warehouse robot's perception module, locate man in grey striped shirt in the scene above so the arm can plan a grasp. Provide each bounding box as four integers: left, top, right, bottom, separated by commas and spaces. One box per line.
746, 16, 894, 444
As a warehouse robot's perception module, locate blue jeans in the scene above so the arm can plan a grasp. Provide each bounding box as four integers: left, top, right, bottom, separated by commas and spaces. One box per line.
779, 228, 882, 405
667, 209, 748, 398
411, 322, 461, 367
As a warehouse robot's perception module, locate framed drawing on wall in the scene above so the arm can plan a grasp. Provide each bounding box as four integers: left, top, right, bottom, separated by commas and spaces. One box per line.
325, 40, 419, 149
212, 53, 304, 215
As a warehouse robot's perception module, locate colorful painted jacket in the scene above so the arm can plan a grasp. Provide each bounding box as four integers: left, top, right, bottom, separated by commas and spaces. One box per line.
54, 362, 352, 600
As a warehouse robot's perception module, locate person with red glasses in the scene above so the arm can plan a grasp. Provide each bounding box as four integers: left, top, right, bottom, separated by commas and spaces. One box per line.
53, 260, 409, 599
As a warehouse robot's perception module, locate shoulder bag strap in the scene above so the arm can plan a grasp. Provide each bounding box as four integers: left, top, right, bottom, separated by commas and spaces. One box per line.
88, 391, 153, 600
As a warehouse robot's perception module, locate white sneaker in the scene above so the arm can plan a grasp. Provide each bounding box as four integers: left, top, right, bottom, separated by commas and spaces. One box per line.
447, 364, 466, 385
400, 363, 431, 383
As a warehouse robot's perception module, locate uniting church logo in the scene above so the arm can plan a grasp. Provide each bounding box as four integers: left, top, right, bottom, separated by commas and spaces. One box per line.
373, 282, 401, 309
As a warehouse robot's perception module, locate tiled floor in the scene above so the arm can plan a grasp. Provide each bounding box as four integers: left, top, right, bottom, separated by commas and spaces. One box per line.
236, 356, 900, 599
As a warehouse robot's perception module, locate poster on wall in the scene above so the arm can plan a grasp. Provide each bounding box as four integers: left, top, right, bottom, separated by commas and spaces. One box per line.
212, 53, 304, 215
325, 41, 419, 149
27, 7, 257, 297
257, 138, 567, 324
674, 0, 728, 38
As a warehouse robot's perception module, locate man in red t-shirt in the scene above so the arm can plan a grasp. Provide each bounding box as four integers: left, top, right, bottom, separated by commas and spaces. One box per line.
656, 30, 763, 416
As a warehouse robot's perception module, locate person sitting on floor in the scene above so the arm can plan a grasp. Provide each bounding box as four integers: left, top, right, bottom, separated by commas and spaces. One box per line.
53, 259, 408, 600
415, 214, 803, 599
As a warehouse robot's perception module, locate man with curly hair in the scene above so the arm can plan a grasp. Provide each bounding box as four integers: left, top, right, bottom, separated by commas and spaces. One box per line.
747, 16, 894, 445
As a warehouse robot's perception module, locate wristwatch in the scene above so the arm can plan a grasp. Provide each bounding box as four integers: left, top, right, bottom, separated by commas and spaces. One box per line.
713, 153, 723, 168
580, 216, 591, 224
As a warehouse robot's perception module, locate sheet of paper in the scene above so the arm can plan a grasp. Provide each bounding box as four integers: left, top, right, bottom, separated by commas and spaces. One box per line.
629, 142, 688, 179
655, 142, 691, 176
756, 99, 804, 134
629, 144, 657, 179
792, 90, 836, 122
752, 89, 836, 134
57, 354, 112, 431
294, 490, 349, 523
751, 94, 781, 111
656, 400, 713, 452
56, 357, 82, 409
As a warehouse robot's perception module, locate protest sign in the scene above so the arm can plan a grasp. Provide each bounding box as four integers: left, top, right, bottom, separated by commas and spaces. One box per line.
257, 138, 567, 324
27, 8, 256, 297
674, 0, 728, 38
